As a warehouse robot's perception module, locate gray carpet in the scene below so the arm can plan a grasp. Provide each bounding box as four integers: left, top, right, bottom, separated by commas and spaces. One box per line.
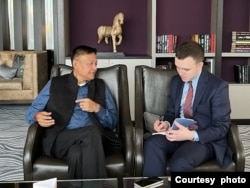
0, 104, 29, 181
0, 104, 249, 182
238, 125, 250, 171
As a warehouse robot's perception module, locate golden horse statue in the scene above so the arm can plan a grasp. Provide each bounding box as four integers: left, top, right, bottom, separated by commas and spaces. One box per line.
97, 12, 124, 53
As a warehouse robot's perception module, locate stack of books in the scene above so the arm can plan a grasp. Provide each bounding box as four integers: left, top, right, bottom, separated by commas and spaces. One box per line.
191, 33, 216, 53
156, 34, 178, 53
231, 31, 250, 53
233, 65, 250, 83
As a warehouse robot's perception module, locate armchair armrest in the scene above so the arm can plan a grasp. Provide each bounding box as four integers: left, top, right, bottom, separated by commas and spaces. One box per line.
123, 122, 134, 176
23, 122, 44, 180
227, 123, 245, 171
134, 125, 144, 177
134, 66, 148, 177
119, 64, 134, 177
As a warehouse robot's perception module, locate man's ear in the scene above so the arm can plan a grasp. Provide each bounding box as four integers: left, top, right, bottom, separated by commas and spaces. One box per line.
199, 61, 204, 68
72, 60, 76, 67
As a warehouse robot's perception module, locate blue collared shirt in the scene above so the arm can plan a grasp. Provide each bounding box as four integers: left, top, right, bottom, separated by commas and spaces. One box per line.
25, 80, 118, 129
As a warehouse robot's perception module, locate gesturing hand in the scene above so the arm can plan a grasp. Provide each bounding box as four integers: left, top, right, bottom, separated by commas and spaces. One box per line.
35, 111, 55, 127
75, 98, 100, 112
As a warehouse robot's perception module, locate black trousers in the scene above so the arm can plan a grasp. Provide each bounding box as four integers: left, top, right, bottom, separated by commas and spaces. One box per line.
52, 125, 107, 179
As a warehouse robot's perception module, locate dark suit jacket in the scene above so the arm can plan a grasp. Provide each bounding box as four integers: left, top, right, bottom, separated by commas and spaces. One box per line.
164, 68, 232, 168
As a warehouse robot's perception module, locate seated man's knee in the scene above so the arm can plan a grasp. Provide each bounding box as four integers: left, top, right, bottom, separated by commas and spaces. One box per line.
67, 144, 81, 160
170, 157, 193, 171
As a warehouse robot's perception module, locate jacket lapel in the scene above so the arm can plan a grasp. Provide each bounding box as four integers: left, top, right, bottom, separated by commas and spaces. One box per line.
175, 80, 184, 117
192, 69, 209, 114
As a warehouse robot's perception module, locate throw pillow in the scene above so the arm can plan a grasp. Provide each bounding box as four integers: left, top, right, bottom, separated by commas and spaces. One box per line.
0, 64, 18, 80
12, 54, 25, 78
144, 112, 163, 133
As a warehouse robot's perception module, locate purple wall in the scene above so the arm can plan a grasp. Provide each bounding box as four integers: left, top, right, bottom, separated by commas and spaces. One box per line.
69, 0, 211, 55
69, 0, 249, 81
69, 0, 147, 56
157, 0, 211, 46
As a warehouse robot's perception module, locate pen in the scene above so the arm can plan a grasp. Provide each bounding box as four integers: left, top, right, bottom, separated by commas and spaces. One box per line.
159, 116, 164, 123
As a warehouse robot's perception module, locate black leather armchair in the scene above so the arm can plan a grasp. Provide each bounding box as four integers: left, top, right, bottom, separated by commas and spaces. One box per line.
23, 64, 134, 185
134, 65, 245, 176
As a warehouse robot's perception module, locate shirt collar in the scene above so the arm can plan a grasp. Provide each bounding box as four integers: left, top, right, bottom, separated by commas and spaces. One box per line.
189, 70, 201, 89
78, 80, 90, 87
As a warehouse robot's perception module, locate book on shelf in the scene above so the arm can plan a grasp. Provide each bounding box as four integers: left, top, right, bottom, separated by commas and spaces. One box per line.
233, 40, 250, 44
233, 65, 250, 83
232, 31, 250, 41
134, 177, 164, 188
210, 33, 216, 53
231, 49, 250, 53
191, 33, 216, 53
231, 31, 250, 52
232, 36, 250, 41
231, 44, 250, 48
156, 34, 177, 53
232, 31, 250, 34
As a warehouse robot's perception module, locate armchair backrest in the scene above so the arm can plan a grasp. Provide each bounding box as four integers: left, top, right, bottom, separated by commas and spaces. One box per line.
134, 65, 177, 133
134, 65, 245, 176
96, 65, 132, 140
50, 64, 134, 177
50, 64, 132, 140
23, 64, 134, 184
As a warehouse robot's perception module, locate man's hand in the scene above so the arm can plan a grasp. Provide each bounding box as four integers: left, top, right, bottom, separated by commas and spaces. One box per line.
35, 111, 55, 127
75, 98, 100, 112
154, 120, 169, 133
166, 120, 194, 141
